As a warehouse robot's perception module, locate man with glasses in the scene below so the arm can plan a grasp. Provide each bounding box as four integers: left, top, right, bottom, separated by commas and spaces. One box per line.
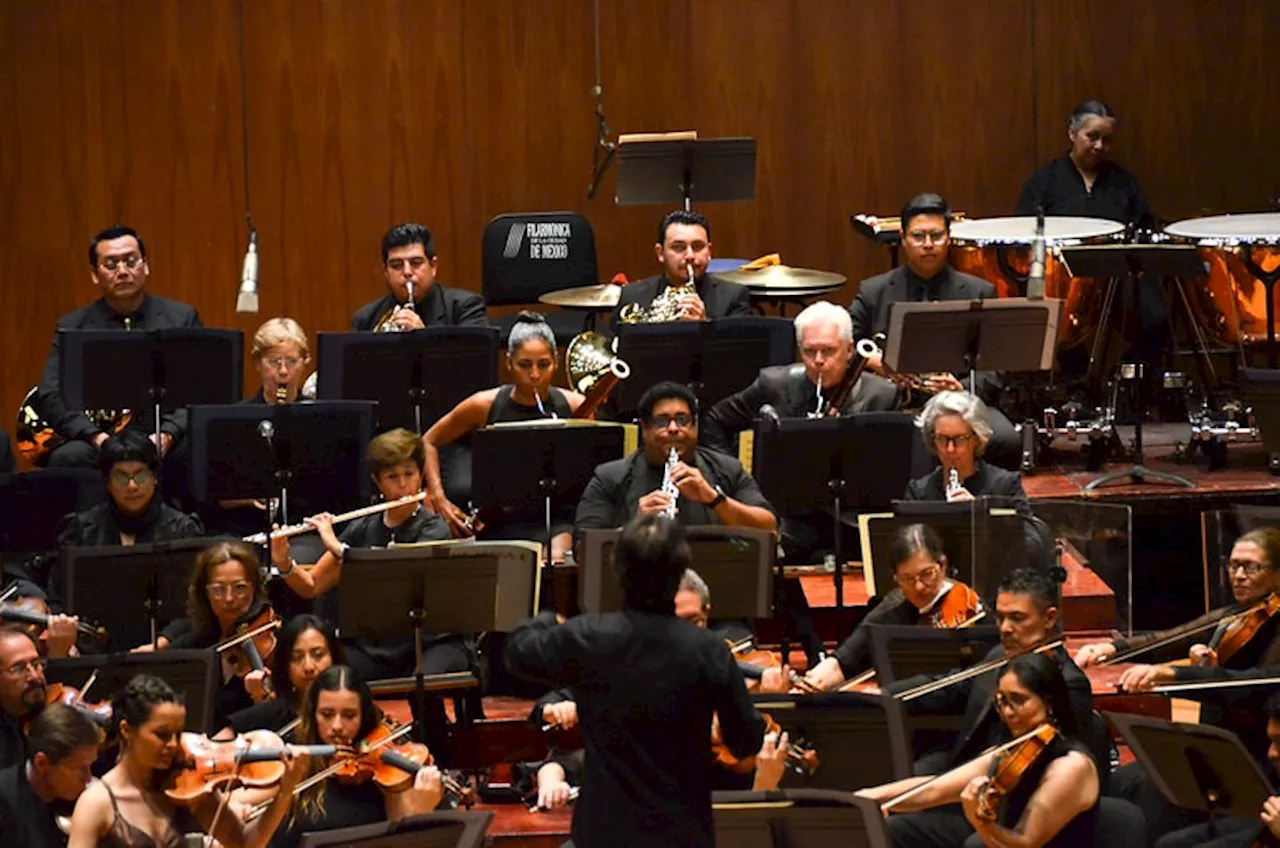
35, 225, 202, 470
0, 629, 48, 769
350, 222, 488, 331
848, 193, 1021, 469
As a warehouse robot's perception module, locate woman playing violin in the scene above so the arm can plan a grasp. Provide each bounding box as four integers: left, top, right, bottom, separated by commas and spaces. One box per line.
421, 311, 586, 562
68, 673, 303, 848
805, 524, 984, 691
859, 652, 1099, 848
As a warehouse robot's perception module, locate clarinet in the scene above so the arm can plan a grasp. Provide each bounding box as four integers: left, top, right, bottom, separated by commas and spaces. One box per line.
661, 447, 680, 519
947, 468, 962, 498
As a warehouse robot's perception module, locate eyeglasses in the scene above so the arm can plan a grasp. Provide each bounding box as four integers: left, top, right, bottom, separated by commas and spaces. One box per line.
895, 563, 942, 588
264, 356, 304, 371
206, 582, 253, 599
1223, 559, 1271, 578
99, 254, 144, 273
3, 658, 46, 679
109, 469, 154, 487
992, 690, 1032, 712
387, 256, 429, 272
933, 433, 976, 449
906, 230, 948, 246
649, 413, 694, 429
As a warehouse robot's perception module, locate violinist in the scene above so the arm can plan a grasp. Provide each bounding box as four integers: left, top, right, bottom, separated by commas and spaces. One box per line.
0, 703, 101, 848
141, 541, 272, 725
885, 568, 1098, 776
804, 523, 984, 691
254, 665, 445, 848
421, 311, 586, 560
222, 615, 343, 739
1, 580, 82, 659
0, 628, 47, 768
67, 673, 303, 848
859, 652, 1100, 848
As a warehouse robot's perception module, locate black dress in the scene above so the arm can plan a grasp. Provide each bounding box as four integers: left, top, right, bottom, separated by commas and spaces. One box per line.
268, 778, 386, 848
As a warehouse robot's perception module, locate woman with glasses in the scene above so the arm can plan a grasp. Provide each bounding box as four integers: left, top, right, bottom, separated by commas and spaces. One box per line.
246, 318, 311, 405
859, 652, 1100, 848
421, 311, 586, 562
803, 523, 983, 691
139, 541, 272, 725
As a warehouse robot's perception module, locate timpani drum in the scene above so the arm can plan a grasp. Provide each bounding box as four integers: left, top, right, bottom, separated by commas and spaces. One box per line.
949, 216, 1126, 349
1164, 213, 1280, 345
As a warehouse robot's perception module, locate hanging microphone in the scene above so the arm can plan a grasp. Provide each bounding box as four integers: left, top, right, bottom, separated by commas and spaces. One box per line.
1027, 205, 1046, 300
236, 229, 260, 313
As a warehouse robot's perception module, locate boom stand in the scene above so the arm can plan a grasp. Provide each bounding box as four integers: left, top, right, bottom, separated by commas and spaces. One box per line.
616, 136, 757, 210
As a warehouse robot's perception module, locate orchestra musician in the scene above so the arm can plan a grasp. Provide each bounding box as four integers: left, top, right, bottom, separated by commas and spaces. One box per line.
859, 652, 1102, 848
1, 580, 82, 659
245, 317, 311, 405
422, 310, 586, 561
222, 614, 343, 739
232, 665, 444, 848
906, 391, 1053, 568
67, 673, 304, 848
804, 523, 984, 691
349, 222, 488, 332
0, 703, 102, 848
610, 210, 752, 325
36, 225, 202, 470
848, 193, 1021, 470
505, 515, 770, 848
0, 629, 47, 768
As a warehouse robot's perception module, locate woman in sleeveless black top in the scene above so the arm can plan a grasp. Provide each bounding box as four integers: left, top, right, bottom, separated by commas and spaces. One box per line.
422, 311, 586, 561
860, 652, 1099, 847
67, 674, 302, 848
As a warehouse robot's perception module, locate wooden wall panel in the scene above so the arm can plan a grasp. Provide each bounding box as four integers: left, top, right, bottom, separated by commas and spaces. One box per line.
1, 0, 1277, 463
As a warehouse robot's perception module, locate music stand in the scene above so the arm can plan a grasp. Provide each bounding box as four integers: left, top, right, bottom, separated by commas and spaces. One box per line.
45, 650, 219, 733
751, 412, 920, 608
579, 526, 775, 618
337, 542, 540, 744
883, 297, 1062, 380
0, 468, 103, 583
59, 328, 242, 446
1239, 367, 1280, 474
1105, 712, 1272, 823
887, 500, 1028, 595
299, 811, 494, 848
616, 136, 757, 209
750, 691, 914, 790
315, 328, 499, 433
867, 624, 1003, 686
712, 789, 891, 848
471, 420, 628, 566
58, 537, 229, 650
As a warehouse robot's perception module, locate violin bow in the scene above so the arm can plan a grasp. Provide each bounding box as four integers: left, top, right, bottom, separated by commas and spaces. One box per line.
898, 639, 1065, 702
1119, 674, 1280, 695
1102, 607, 1248, 666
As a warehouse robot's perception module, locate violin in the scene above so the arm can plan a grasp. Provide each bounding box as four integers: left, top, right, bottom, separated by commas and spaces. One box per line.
329, 723, 474, 805
931, 581, 986, 629
975, 723, 1058, 821
1203, 592, 1280, 667
727, 639, 816, 693
44, 682, 113, 728
710, 712, 819, 778
164, 729, 334, 803
216, 605, 280, 692
0, 599, 110, 644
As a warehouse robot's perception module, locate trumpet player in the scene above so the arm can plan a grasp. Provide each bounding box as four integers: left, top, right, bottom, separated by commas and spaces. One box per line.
610, 210, 751, 325
848, 193, 1022, 470
350, 222, 488, 332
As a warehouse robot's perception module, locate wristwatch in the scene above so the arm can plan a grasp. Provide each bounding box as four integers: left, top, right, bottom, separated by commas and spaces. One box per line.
707, 486, 727, 510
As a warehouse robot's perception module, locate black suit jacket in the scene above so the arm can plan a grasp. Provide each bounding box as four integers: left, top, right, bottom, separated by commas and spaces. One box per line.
849, 265, 1001, 402
703, 364, 900, 453
610, 272, 752, 326
350, 282, 488, 331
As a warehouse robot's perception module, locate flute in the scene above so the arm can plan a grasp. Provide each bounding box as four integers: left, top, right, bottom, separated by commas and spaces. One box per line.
244, 492, 428, 544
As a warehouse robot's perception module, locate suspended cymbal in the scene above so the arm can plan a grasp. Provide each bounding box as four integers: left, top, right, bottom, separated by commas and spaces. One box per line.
717, 265, 847, 290
539, 284, 622, 309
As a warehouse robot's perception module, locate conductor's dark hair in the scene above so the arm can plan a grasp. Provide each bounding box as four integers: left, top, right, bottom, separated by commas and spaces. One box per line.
1000, 652, 1078, 736
638, 380, 699, 423
997, 567, 1060, 614
89, 225, 146, 267
381, 222, 435, 263
111, 674, 181, 740
889, 523, 946, 573
614, 515, 691, 614
900, 193, 951, 233
99, 429, 161, 477
25, 702, 102, 764
1068, 100, 1116, 133
657, 209, 711, 245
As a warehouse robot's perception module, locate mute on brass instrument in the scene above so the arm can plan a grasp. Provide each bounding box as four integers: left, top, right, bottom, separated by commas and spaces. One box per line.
245, 492, 429, 545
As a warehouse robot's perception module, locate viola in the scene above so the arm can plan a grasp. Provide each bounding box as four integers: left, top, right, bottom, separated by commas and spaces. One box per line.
710, 712, 819, 778
1204, 592, 1280, 667
975, 723, 1058, 821
216, 605, 280, 692
164, 729, 334, 803
931, 581, 985, 629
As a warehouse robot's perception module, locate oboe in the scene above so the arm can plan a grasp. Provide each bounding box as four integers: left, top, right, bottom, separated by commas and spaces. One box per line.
947, 468, 962, 497
661, 447, 680, 519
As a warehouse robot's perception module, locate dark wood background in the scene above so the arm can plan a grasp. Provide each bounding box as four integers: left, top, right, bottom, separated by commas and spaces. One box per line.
1, 0, 1277, 461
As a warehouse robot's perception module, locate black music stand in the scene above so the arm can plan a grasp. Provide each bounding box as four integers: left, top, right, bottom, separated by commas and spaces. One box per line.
0, 468, 103, 584
712, 789, 892, 848
751, 412, 921, 608
1105, 712, 1273, 826
886, 500, 1030, 595
315, 328, 499, 433
883, 297, 1061, 381
338, 543, 540, 745
616, 136, 757, 209
867, 624, 1002, 685
750, 691, 914, 790
58, 537, 229, 651
611, 317, 794, 413
59, 328, 242, 445
300, 811, 494, 848
470, 421, 628, 566
45, 650, 219, 732
1240, 368, 1280, 474
579, 526, 775, 618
